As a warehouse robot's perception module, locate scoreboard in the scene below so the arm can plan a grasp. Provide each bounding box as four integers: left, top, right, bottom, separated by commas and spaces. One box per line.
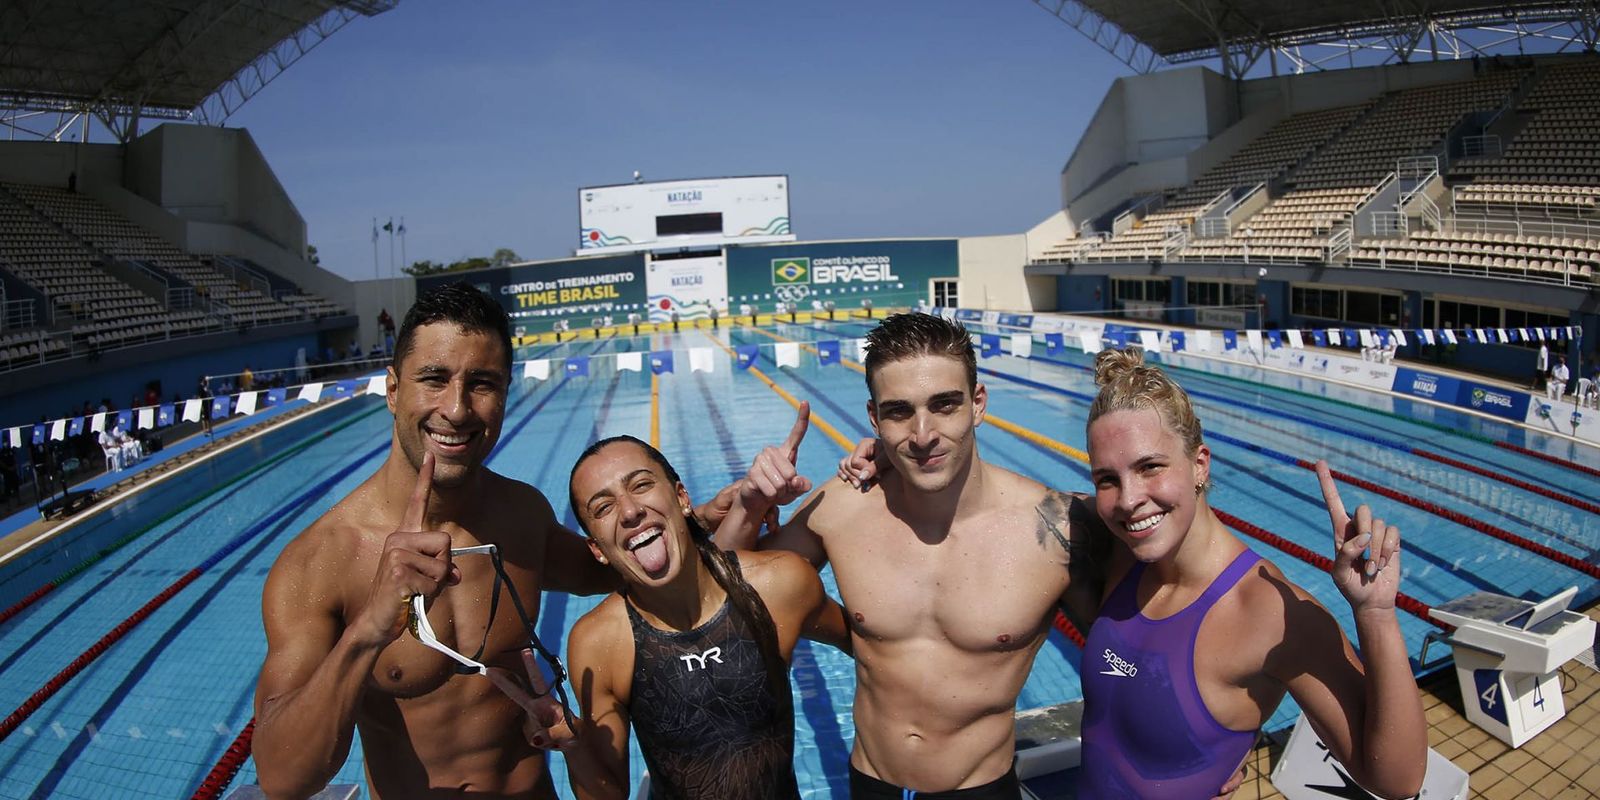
578, 175, 794, 254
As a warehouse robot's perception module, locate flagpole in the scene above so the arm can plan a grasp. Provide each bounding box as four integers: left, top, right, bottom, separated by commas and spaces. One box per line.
396, 216, 406, 317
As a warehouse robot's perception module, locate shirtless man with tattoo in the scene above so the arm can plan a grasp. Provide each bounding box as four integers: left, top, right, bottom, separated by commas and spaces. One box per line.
716, 312, 1108, 799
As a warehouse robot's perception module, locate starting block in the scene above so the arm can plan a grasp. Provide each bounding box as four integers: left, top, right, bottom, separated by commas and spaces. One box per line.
1424, 587, 1596, 747
1271, 713, 1467, 799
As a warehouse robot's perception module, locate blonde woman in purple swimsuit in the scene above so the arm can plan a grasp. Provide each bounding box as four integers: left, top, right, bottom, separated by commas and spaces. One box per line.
1077, 347, 1426, 799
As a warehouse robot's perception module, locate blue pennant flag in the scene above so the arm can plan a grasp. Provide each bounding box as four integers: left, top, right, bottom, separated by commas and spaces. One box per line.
980, 334, 1001, 358
115, 410, 132, 430
31, 424, 45, 445
1222, 330, 1238, 351
1342, 329, 1359, 348
1376, 329, 1391, 347
267, 388, 287, 407
565, 356, 589, 377
335, 379, 358, 397
1311, 329, 1327, 347
1266, 330, 1283, 349
1045, 332, 1064, 355
157, 404, 174, 427
651, 350, 674, 374
211, 397, 231, 419
818, 340, 840, 365
1414, 329, 1429, 344
1170, 331, 1186, 352
68, 416, 85, 436
735, 344, 759, 369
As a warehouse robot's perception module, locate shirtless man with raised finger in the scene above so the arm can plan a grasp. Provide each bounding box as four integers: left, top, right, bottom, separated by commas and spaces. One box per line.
253, 282, 735, 799
716, 312, 1111, 799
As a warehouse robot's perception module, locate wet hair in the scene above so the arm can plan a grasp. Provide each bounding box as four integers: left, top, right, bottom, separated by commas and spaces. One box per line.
393, 281, 513, 373
1088, 347, 1205, 456
568, 436, 794, 730
862, 312, 976, 400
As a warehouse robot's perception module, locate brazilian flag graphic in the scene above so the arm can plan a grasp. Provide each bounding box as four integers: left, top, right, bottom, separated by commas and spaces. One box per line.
772, 257, 810, 285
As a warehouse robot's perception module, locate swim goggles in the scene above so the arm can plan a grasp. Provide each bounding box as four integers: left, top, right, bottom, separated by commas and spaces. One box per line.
406, 543, 574, 728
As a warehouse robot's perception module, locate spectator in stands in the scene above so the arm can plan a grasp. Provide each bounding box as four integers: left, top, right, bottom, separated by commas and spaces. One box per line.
198, 376, 215, 435
241, 365, 255, 392
347, 340, 362, 360
0, 441, 18, 506
379, 308, 396, 354
1548, 354, 1571, 401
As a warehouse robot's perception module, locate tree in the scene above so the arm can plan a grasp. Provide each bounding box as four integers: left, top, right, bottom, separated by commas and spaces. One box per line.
490, 248, 520, 268
404, 259, 446, 276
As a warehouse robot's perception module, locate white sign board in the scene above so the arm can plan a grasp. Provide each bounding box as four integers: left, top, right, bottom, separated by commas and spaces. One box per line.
645, 254, 728, 321
579, 175, 794, 254
1271, 714, 1467, 800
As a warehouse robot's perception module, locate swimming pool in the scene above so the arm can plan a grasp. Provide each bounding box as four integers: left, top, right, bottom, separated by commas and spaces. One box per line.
1, 320, 1596, 799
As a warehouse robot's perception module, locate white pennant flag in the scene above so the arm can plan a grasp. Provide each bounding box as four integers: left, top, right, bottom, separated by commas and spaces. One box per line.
616, 352, 643, 372
1440, 329, 1457, 345
1358, 329, 1376, 348
365, 375, 386, 396
775, 342, 800, 368
138, 407, 155, 430
182, 399, 203, 422
526, 360, 550, 381
91, 412, 107, 433
1534, 327, 1546, 341
689, 348, 715, 373
1421, 329, 1436, 345
1078, 331, 1100, 354
235, 391, 259, 416
1194, 330, 1213, 352
1246, 330, 1264, 352
297, 382, 324, 403
8, 427, 20, 448
51, 418, 66, 441
1009, 334, 1032, 359
1474, 328, 1488, 344
1496, 329, 1508, 344
1327, 329, 1342, 347
1138, 331, 1162, 353
1391, 329, 1407, 347
1519, 328, 1530, 341
1286, 330, 1304, 349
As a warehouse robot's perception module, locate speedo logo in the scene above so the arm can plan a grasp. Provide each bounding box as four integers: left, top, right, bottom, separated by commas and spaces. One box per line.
1101, 648, 1138, 678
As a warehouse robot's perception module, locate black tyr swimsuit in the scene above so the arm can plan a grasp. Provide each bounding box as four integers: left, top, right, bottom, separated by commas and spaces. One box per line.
624, 556, 799, 800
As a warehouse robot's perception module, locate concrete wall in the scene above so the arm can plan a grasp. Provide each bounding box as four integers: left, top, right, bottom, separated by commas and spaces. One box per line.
957, 234, 1037, 311
351, 278, 416, 354
1024, 210, 1078, 259
0, 141, 123, 187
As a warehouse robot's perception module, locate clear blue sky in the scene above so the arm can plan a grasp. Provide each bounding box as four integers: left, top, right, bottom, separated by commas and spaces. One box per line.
225, 1, 1129, 282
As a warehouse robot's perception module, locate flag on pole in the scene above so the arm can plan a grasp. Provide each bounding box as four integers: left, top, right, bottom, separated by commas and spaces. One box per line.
1010, 333, 1032, 358
1286, 330, 1304, 349
818, 340, 841, 365
1312, 330, 1327, 347
50, 418, 66, 440
91, 412, 107, 433
1078, 330, 1100, 354
1222, 330, 1238, 351
1170, 331, 1186, 352
979, 334, 1000, 358
735, 344, 759, 369
1194, 330, 1213, 352
1045, 332, 1064, 355
115, 410, 132, 430
235, 392, 259, 416
1138, 330, 1161, 353
382, 219, 394, 233
564, 357, 589, 377
158, 405, 175, 426
688, 348, 715, 373
651, 351, 674, 374
69, 416, 85, 436
31, 424, 44, 445
616, 352, 643, 372
774, 342, 800, 368
138, 407, 156, 429
267, 388, 287, 407
1246, 330, 1264, 352
297, 382, 324, 402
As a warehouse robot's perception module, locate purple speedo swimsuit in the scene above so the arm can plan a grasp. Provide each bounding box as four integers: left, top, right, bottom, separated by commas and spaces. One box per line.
1079, 549, 1263, 798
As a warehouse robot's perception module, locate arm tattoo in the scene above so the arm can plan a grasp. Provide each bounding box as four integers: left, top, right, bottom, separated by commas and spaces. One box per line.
1034, 490, 1075, 559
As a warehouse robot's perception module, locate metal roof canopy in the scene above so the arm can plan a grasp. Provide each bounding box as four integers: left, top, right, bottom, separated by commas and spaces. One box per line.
0, 0, 396, 142
1033, 0, 1600, 76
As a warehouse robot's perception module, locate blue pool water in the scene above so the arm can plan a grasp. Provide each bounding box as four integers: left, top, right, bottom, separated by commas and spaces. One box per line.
1, 321, 1596, 799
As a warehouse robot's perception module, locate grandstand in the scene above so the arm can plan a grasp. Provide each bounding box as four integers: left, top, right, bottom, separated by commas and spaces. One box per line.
0, 2, 378, 423
1025, 0, 1598, 380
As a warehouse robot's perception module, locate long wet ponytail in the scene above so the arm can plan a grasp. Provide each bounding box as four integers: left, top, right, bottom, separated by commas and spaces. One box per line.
570, 436, 795, 733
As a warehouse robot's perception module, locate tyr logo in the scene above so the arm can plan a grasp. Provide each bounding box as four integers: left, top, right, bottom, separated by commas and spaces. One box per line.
679, 647, 724, 672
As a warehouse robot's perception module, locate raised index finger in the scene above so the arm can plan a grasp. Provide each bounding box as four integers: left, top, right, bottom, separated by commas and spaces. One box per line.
402, 453, 435, 532
782, 401, 811, 463
1314, 460, 1350, 545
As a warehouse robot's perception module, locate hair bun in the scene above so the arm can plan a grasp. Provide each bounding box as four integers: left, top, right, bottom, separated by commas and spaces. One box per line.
1093, 346, 1146, 387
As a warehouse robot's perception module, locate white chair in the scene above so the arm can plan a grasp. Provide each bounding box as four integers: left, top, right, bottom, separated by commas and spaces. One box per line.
101, 442, 123, 472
